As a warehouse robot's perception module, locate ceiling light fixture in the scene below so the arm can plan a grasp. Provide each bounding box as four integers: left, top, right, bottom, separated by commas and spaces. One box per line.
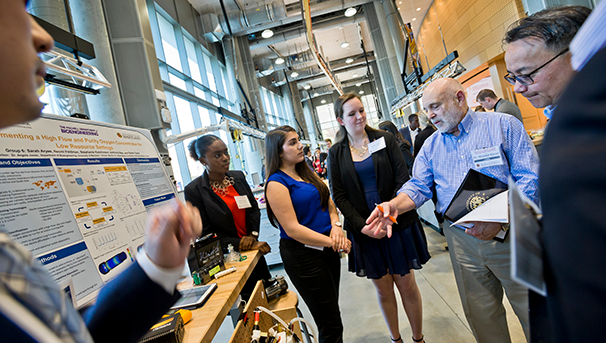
359, 90, 364, 94
412, 18, 416, 21
275, 57, 285, 64
304, 84, 311, 90
344, 7, 357, 17
356, 83, 361, 87
313, 92, 319, 97
417, 7, 421, 11
321, 99, 326, 104
290, 71, 299, 78
346, 58, 354, 63
262, 29, 274, 38
340, 29, 349, 49
353, 73, 358, 77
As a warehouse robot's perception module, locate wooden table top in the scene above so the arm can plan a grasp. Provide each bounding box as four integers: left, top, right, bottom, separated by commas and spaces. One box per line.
180, 249, 261, 343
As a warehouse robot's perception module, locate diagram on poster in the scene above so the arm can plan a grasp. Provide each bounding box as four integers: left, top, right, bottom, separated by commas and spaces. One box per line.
0, 114, 177, 307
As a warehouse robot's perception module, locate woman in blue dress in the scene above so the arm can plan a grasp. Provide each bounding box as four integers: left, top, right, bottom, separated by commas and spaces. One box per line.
329, 93, 430, 343
265, 126, 351, 343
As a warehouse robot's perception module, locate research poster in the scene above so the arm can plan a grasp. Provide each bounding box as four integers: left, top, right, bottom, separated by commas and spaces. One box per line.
0, 114, 176, 307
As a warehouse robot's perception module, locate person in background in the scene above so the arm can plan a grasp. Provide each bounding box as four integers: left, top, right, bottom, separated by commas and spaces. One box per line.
185, 135, 271, 299
476, 89, 524, 124
265, 126, 351, 343
399, 114, 420, 153
0, 3, 202, 341
378, 120, 414, 176
324, 138, 333, 183
367, 78, 539, 343
304, 145, 314, 170
473, 105, 486, 112
313, 147, 325, 179
413, 112, 437, 158
330, 93, 429, 343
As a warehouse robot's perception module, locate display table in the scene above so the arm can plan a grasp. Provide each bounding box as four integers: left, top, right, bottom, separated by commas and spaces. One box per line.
180, 249, 261, 343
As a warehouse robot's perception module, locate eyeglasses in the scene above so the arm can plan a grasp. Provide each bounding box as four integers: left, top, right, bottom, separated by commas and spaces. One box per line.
504, 48, 569, 86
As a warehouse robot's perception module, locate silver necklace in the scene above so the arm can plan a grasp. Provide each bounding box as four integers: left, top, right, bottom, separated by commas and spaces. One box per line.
210, 175, 235, 197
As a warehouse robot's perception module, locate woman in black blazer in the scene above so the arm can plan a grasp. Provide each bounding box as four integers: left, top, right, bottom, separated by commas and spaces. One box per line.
329, 93, 430, 343
184, 135, 271, 298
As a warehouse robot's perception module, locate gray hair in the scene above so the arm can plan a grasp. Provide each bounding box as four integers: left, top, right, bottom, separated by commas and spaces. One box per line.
504, 6, 591, 52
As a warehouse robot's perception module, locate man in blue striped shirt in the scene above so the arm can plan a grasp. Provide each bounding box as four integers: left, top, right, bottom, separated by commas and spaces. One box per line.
367, 78, 539, 343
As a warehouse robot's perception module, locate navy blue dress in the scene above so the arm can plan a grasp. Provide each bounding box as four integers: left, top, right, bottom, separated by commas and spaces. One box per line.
351, 157, 430, 279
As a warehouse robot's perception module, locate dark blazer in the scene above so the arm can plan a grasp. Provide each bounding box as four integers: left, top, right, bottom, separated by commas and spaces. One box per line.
2, 262, 180, 343
329, 129, 417, 237
414, 125, 437, 157
185, 170, 260, 252
539, 47, 606, 342
399, 126, 414, 153
397, 141, 414, 176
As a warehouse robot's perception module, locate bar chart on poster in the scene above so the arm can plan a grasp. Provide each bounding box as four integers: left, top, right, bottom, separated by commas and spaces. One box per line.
0, 114, 176, 307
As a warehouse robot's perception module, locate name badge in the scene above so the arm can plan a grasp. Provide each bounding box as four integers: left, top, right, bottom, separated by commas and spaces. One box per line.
368, 137, 386, 154
234, 195, 252, 209
471, 146, 504, 168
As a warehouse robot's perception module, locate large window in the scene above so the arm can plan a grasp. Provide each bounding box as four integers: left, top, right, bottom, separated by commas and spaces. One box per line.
157, 14, 182, 72
260, 86, 295, 129
151, 6, 258, 190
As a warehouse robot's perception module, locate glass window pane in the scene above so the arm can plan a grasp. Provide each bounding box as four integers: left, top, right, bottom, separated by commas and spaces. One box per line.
174, 96, 195, 133
202, 54, 216, 92
157, 14, 182, 72
197, 105, 212, 127
194, 87, 205, 100
221, 67, 231, 102
168, 144, 184, 191
184, 38, 202, 84
212, 96, 220, 106
168, 73, 187, 91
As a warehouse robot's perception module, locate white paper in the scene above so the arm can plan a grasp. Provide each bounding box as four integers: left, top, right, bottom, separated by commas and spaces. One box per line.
234, 195, 252, 209
453, 191, 509, 226
368, 137, 386, 154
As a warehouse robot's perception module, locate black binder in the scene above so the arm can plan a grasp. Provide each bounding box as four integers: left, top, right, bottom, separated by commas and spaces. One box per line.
443, 169, 508, 224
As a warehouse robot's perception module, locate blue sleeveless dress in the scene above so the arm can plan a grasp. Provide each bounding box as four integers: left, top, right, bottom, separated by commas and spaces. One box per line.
350, 157, 430, 279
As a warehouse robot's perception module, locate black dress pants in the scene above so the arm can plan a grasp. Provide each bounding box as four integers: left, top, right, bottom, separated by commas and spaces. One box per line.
280, 238, 343, 343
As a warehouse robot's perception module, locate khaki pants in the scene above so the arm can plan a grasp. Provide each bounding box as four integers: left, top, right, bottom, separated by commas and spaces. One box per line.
444, 223, 530, 343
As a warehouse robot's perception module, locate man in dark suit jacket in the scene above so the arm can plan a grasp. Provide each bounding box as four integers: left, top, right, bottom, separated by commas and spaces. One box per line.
0, 4, 202, 342
398, 114, 420, 153
539, 45, 606, 343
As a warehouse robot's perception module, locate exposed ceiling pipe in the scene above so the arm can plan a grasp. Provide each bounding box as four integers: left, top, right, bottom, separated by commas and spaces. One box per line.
301, 0, 343, 95
249, 13, 366, 49
228, 0, 373, 36
295, 55, 376, 83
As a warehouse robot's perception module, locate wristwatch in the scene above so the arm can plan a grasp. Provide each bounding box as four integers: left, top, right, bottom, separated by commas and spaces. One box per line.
251, 231, 259, 240
333, 221, 342, 227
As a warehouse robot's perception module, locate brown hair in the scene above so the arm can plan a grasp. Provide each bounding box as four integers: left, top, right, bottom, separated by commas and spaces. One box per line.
378, 120, 411, 148
476, 89, 498, 102
264, 126, 330, 228
333, 92, 376, 142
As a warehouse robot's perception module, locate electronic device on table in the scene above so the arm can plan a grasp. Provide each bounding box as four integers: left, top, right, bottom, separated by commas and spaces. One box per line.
187, 233, 225, 285
170, 283, 217, 310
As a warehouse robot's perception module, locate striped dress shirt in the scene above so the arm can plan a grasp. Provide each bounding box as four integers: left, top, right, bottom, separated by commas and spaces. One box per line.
398, 109, 540, 214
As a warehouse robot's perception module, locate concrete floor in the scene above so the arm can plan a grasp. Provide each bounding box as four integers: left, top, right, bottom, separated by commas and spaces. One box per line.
212, 225, 527, 343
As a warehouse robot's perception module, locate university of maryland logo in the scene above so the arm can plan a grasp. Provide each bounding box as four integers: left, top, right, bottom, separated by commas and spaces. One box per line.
466, 192, 488, 211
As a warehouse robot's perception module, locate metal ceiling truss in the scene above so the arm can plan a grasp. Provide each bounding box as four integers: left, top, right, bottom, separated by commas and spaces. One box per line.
390, 60, 466, 116
41, 50, 111, 94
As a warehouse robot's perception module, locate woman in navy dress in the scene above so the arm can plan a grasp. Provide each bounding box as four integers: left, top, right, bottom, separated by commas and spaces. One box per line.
265, 126, 351, 343
329, 93, 430, 343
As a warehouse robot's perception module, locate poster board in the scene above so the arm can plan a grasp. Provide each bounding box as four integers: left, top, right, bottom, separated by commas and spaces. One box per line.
0, 114, 176, 307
